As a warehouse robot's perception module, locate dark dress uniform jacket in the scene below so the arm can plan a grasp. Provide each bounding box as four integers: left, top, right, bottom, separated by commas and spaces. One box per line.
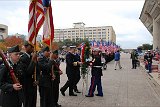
51, 58, 61, 106
66, 52, 76, 77
20, 53, 37, 107
38, 55, 54, 107
92, 55, 103, 77
38, 56, 53, 87
0, 62, 25, 107
74, 54, 81, 71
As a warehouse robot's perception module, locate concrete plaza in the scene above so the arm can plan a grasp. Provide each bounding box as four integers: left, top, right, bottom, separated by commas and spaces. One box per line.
36, 53, 160, 107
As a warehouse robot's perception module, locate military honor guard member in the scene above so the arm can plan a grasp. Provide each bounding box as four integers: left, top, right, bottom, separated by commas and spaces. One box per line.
38, 46, 55, 107
60, 46, 80, 96
73, 48, 81, 93
0, 45, 24, 107
85, 48, 103, 97
20, 41, 37, 107
51, 50, 63, 107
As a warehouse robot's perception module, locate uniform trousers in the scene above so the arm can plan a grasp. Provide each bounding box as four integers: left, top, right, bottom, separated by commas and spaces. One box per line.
88, 76, 103, 96
51, 75, 60, 105
132, 59, 137, 69
61, 74, 75, 95
24, 86, 37, 107
73, 69, 81, 91
39, 86, 52, 107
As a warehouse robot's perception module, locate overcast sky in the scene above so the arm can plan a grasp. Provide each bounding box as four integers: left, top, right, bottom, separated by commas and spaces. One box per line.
0, 0, 152, 49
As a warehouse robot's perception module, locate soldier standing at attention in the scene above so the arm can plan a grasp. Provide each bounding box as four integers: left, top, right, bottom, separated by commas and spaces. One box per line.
38, 46, 55, 107
20, 41, 37, 107
51, 50, 63, 107
60, 46, 79, 96
0, 45, 24, 107
85, 48, 103, 97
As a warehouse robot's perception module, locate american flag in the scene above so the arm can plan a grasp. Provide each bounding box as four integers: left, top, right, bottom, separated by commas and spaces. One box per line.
42, 0, 54, 47
28, 0, 44, 45
81, 43, 86, 63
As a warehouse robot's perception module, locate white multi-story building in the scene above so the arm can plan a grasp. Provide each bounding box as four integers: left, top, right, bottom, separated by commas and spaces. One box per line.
0, 24, 8, 40
54, 22, 116, 43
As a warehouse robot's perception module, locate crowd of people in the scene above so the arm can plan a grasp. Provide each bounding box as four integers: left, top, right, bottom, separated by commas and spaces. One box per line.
130, 49, 160, 73
0, 41, 116, 107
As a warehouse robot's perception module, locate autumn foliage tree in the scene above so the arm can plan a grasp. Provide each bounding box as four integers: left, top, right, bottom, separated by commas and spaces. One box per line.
4, 36, 24, 48
0, 36, 24, 51
0, 42, 7, 51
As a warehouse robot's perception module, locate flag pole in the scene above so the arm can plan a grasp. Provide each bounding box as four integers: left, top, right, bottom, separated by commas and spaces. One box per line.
33, 0, 37, 82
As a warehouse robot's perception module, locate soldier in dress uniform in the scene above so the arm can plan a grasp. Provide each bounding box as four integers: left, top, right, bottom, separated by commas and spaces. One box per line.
51, 50, 63, 107
60, 46, 80, 96
0, 45, 25, 107
19, 41, 37, 107
38, 46, 55, 107
85, 48, 103, 97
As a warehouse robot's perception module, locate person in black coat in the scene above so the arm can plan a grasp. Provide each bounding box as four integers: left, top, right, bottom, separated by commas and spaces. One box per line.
0, 45, 25, 107
60, 46, 80, 96
146, 50, 153, 73
19, 41, 37, 107
38, 46, 55, 107
85, 48, 103, 97
144, 52, 148, 70
51, 50, 63, 107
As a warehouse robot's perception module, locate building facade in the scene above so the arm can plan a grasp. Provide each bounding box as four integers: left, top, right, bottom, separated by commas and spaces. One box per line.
54, 22, 116, 43
139, 0, 160, 50
0, 24, 8, 40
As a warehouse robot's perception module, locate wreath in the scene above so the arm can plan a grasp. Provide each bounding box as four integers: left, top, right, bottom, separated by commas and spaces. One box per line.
81, 41, 91, 79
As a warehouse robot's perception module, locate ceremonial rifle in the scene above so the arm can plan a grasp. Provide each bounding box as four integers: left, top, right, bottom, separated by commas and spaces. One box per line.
0, 50, 20, 84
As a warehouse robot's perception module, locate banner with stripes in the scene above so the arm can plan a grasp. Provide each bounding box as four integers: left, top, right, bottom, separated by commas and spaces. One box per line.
28, 0, 44, 46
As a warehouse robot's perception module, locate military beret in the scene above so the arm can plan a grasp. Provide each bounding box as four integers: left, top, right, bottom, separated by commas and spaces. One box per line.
24, 41, 34, 48
8, 45, 20, 53
41, 46, 50, 52
52, 50, 58, 55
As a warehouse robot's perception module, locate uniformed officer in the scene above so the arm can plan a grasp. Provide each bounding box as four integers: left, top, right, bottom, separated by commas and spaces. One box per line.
60, 46, 79, 96
0, 45, 24, 107
38, 46, 55, 107
85, 48, 103, 97
146, 50, 153, 73
73, 48, 81, 93
19, 41, 37, 107
51, 50, 63, 107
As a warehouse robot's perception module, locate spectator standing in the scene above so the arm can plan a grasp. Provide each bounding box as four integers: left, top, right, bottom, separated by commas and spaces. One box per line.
130, 49, 138, 69
146, 50, 153, 73
114, 50, 122, 70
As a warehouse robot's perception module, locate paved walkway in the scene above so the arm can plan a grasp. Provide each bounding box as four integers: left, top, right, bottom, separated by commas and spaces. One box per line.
37, 53, 160, 107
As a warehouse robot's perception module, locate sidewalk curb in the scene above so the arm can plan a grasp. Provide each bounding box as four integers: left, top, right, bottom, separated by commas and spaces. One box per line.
140, 64, 160, 98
